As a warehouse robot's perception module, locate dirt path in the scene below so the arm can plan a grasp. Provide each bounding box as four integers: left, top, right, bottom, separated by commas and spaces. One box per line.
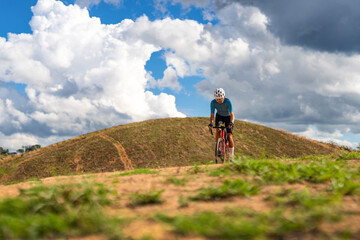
98, 134, 133, 170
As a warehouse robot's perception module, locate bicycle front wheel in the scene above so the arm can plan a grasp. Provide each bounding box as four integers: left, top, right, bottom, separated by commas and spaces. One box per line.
215, 138, 225, 164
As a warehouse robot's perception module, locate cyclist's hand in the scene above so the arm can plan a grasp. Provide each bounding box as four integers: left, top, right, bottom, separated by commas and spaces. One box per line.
229, 122, 234, 129
208, 123, 213, 135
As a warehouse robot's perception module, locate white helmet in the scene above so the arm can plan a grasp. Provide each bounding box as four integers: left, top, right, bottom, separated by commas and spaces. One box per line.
214, 88, 225, 99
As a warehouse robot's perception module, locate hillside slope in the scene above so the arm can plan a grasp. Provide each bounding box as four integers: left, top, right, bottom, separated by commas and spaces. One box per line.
0, 117, 340, 183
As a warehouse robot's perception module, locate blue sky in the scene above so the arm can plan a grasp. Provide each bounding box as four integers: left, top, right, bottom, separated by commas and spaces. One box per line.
1, 0, 360, 150
144, 49, 209, 117
0, 0, 37, 37
0, 0, 211, 118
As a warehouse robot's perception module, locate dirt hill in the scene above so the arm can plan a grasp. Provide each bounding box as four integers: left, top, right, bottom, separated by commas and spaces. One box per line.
0, 117, 340, 184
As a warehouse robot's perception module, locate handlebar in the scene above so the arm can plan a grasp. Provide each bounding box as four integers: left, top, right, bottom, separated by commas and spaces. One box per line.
209, 121, 233, 135
209, 125, 228, 135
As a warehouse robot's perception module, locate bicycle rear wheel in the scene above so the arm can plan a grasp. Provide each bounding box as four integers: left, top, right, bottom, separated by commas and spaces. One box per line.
215, 138, 225, 163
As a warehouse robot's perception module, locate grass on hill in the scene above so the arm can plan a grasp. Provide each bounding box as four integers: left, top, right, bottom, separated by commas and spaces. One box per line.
0, 117, 343, 184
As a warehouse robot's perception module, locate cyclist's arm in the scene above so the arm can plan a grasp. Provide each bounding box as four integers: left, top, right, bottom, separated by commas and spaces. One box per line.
227, 99, 234, 124
210, 113, 215, 125
230, 112, 234, 123
210, 100, 215, 126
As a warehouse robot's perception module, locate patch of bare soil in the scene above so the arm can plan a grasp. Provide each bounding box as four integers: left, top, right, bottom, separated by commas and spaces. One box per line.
1, 163, 360, 240
98, 134, 133, 170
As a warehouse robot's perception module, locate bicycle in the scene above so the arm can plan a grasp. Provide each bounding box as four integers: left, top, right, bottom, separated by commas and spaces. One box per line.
209, 121, 231, 163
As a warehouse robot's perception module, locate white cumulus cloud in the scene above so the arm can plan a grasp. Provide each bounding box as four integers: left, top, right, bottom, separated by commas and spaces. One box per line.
150, 1, 360, 146
0, 0, 186, 150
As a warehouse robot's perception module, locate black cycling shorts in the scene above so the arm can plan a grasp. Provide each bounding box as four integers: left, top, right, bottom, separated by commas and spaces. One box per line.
215, 114, 233, 134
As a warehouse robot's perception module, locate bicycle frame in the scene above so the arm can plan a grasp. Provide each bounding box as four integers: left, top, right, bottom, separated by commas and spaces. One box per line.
210, 122, 231, 163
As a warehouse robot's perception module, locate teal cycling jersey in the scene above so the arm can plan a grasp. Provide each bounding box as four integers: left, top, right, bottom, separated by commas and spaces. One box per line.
210, 98, 233, 117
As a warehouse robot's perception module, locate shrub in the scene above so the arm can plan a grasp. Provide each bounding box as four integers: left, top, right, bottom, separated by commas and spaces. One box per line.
165, 177, 188, 186
189, 179, 260, 201
129, 189, 164, 207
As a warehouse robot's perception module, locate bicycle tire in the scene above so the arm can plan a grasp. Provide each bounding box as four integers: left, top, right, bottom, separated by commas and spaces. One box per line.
224, 141, 229, 162
215, 138, 224, 164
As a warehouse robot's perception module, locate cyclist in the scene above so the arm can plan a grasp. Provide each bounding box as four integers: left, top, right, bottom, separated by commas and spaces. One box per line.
208, 88, 235, 161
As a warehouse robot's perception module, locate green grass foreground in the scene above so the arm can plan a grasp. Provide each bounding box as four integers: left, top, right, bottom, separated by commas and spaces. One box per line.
0, 153, 359, 240
189, 179, 260, 201
0, 183, 123, 240
155, 199, 341, 240
209, 156, 360, 194
129, 189, 165, 207
156, 155, 360, 239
